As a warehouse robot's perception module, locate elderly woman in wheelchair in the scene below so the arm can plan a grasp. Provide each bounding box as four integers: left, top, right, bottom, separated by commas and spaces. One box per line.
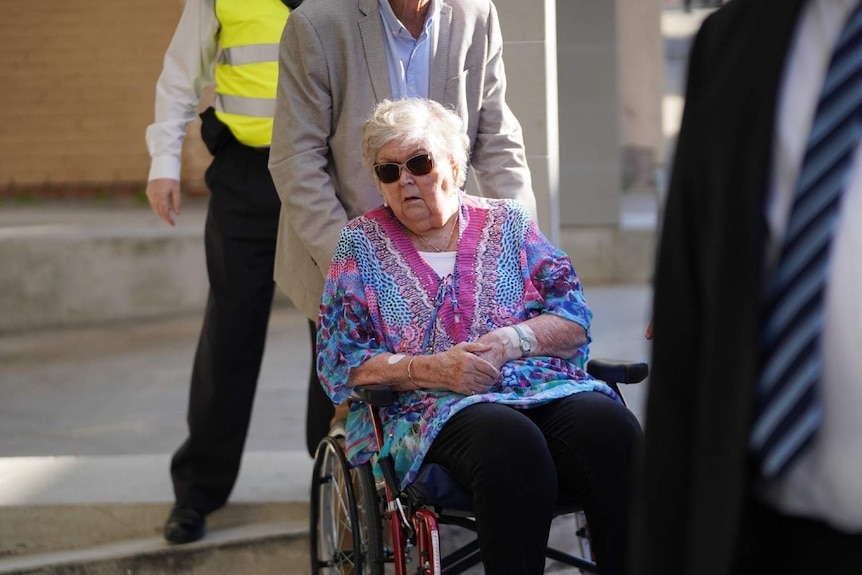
314, 97, 644, 575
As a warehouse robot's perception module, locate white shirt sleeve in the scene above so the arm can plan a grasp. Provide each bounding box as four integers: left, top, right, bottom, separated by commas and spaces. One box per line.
144, 0, 219, 182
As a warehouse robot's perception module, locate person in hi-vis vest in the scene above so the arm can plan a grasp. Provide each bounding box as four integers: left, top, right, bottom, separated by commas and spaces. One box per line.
144, 0, 301, 545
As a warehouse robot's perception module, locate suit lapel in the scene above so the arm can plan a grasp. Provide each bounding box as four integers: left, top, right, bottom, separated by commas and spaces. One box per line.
358, 0, 392, 102
744, 0, 809, 255
429, 1, 452, 104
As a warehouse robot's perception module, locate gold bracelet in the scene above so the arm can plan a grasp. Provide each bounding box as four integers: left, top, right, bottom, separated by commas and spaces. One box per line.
407, 356, 421, 389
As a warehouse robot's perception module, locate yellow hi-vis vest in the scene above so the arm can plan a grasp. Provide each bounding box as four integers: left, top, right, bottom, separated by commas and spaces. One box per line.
214, 0, 289, 148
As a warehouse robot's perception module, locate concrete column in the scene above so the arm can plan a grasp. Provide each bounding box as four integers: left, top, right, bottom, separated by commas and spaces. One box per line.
617, 0, 664, 192
556, 0, 620, 228
476, 1, 661, 284
493, 0, 560, 244
552, 0, 660, 284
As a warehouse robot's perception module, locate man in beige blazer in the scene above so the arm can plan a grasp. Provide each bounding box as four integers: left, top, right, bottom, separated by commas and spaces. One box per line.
268, 0, 536, 455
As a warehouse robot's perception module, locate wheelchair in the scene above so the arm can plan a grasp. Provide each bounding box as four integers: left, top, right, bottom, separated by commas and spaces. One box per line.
310, 358, 648, 575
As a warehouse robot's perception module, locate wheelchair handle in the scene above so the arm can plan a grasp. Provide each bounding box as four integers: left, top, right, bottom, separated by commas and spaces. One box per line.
352, 384, 395, 407
586, 358, 649, 385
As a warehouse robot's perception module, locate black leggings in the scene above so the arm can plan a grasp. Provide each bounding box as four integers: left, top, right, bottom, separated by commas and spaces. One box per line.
423, 392, 642, 575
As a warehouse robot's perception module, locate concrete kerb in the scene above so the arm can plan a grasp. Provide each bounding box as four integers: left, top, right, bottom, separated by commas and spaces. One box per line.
0, 200, 209, 334
0, 193, 657, 334
0, 521, 309, 575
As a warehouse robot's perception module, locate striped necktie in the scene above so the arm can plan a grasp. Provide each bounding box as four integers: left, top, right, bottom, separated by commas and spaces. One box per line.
750, 3, 862, 480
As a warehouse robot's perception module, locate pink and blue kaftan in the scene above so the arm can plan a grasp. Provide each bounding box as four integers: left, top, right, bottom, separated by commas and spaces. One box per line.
317, 194, 620, 489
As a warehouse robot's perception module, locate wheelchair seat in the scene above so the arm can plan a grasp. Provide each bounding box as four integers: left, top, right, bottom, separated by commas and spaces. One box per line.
405, 461, 583, 517
405, 462, 474, 512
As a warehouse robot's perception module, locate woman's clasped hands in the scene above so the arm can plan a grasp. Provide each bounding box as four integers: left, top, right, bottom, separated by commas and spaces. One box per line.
432, 342, 501, 396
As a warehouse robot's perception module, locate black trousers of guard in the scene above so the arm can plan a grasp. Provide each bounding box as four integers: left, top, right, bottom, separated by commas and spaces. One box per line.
170, 112, 281, 514
306, 319, 334, 457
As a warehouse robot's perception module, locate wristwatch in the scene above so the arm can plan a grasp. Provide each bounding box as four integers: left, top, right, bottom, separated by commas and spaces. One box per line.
511, 324, 532, 355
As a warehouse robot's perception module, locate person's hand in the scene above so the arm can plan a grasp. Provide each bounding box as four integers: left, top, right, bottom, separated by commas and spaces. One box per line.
432, 342, 501, 395
472, 330, 509, 371
146, 178, 182, 226
645, 318, 654, 340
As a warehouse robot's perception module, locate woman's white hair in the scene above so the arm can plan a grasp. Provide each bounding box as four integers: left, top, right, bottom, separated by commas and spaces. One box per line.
360, 98, 470, 188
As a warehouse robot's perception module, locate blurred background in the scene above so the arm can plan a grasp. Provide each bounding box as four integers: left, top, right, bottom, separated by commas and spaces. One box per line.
0, 0, 721, 237
0, 0, 719, 334
0, 1, 720, 573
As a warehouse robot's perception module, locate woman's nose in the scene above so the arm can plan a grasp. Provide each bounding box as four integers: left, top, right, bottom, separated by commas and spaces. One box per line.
399, 167, 414, 185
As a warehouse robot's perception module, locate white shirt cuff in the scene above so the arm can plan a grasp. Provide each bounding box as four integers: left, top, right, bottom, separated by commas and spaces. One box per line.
148, 155, 183, 182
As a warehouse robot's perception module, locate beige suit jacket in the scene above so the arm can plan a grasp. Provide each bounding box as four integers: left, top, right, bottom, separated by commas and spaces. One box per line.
269, 0, 535, 320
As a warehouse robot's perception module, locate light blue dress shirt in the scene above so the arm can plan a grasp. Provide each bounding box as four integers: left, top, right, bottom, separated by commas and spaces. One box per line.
378, 0, 437, 99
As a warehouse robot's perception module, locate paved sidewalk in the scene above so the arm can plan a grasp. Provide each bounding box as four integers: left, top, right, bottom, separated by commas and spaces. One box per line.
0, 283, 653, 571
0, 285, 652, 508
0, 207, 654, 565
0, 302, 309, 505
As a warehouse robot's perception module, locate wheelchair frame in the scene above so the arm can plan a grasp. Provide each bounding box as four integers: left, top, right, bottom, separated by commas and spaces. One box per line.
310, 358, 648, 575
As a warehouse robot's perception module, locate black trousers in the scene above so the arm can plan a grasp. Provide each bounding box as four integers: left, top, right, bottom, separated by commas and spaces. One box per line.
306, 319, 333, 457
734, 497, 862, 574
424, 392, 643, 575
170, 126, 280, 514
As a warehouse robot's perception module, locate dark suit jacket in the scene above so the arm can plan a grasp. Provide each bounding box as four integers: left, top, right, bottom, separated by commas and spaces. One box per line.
629, 1, 809, 574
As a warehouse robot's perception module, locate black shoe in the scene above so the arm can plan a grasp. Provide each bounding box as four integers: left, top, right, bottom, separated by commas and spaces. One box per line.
163, 506, 206, 544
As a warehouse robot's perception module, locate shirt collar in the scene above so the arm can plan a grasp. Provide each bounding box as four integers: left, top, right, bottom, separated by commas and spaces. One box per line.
378, 0, 437, 37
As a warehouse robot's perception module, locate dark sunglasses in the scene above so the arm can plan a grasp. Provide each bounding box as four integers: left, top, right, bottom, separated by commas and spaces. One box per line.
373, 153, 434, 184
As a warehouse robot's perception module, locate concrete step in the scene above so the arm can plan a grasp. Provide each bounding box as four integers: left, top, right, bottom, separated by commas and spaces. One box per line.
0, 199, 210, 334
0, 504, 309, 575
0, 196, 657, 334
0, 451, 313, 574
0, 503, 589, 575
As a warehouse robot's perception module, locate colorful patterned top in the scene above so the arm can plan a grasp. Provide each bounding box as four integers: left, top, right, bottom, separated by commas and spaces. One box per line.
317, 194, 620, 489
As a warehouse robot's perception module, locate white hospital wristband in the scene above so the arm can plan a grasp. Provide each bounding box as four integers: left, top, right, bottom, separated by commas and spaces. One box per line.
495, 326, 523, 360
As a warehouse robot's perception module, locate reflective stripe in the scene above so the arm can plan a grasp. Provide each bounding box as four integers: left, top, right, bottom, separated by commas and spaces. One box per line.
214, 93, 276, 118
219, 43, 279, 66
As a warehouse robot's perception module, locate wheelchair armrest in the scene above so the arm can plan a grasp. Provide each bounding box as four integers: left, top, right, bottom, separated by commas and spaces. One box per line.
351, 384, 395, 407
586, 358, 649, 385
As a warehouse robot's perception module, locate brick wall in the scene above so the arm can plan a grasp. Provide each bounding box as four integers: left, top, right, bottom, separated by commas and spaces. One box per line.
0, 1, 211, 196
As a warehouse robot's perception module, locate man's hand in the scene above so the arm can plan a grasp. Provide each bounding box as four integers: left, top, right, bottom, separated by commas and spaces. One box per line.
146, 178, 182, 226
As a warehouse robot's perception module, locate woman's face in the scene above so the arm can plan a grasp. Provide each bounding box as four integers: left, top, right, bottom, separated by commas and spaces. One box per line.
375, 139, 460, 233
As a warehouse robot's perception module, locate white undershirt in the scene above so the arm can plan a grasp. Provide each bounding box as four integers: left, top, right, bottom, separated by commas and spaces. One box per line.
417, 251, 456, 277
762, 0, 862, 532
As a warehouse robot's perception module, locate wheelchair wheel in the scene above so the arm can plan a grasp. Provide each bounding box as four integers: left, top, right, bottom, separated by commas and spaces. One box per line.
311, 436, 385, 575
